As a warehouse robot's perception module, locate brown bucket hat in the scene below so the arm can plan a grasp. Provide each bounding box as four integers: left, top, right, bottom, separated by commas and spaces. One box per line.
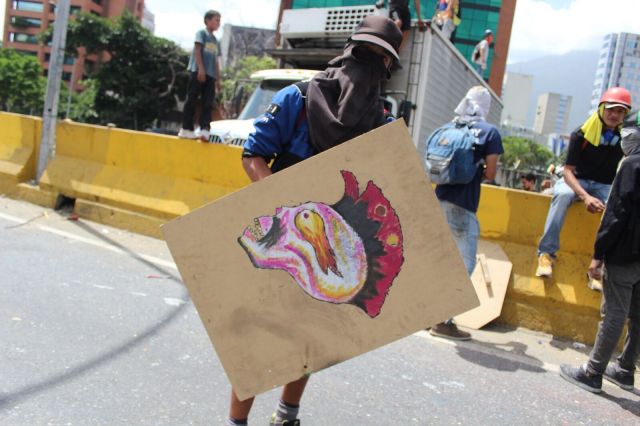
349, 15, 402, 61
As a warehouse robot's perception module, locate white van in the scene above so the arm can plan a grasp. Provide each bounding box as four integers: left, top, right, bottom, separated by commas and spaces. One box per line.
208, 69, 319, 146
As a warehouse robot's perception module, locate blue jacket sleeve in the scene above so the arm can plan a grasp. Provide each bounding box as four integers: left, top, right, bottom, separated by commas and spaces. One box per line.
242, 85, 304, 161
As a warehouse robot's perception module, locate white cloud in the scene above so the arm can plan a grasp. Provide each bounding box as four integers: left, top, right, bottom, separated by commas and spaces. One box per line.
509, 0, 639, 63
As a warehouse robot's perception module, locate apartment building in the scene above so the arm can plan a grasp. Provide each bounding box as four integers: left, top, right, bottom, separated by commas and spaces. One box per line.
2, 0, 145, 89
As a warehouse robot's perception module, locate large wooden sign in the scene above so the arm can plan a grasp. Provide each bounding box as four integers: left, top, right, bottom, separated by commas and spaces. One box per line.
162, 120, 479, 400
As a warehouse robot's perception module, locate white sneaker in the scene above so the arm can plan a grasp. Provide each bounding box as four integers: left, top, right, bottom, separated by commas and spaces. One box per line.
199, 129, 210, 142
177, 128, 198, 139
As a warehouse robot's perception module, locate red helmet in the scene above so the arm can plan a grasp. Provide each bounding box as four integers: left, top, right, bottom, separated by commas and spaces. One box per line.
599, 87, 632, 109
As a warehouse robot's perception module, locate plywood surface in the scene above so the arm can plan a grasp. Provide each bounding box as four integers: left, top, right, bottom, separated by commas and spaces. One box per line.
162, 120, 479, 399
455, 240, 512, 330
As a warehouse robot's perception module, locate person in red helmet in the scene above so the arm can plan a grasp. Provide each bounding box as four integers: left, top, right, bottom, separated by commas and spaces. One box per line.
535, 87, 632, 287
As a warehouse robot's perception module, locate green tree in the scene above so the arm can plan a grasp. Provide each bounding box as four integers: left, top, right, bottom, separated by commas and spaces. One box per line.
0, 49, 46, 114
45, 12, 189, 130
501, 136, 554, 172
220, 55, 277, 117
59, 78, 99, 122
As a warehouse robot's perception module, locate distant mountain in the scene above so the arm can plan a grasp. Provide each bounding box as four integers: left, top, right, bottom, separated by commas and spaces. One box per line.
507, 50, 600, 132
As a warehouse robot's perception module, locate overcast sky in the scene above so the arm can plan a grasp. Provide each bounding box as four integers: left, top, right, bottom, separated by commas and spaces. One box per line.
1, 0, 639, 63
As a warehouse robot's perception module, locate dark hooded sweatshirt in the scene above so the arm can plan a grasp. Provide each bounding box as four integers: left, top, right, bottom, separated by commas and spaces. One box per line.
593, 143, 640, 264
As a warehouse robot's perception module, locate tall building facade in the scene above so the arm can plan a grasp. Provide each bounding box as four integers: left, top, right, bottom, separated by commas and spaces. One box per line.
533, 92, 572, 136
3, 0, 146, 89
590, 32, 640, 112
284, 0, 516, 96
501, 71, 533, 128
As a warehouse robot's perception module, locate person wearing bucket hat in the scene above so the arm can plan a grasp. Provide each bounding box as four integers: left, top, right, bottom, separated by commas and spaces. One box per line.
226, 15, 402, 426
536, 87, 632, 286
560, 110, 640, 394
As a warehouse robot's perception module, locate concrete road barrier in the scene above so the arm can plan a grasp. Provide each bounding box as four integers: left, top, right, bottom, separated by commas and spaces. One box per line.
36, 120, 250, 233
0, 112, 614, 344
477, 185, 608, 345
0, 112, 40, 195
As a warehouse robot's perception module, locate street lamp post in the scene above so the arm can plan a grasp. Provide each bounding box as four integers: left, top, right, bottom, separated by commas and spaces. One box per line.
36, 0, 71, 183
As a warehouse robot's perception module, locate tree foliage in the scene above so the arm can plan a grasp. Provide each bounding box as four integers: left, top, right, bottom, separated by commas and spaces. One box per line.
501, 136, 555, 171
47, 11, 189, 130
0, 49, 46, 114
220, 55, 277, 118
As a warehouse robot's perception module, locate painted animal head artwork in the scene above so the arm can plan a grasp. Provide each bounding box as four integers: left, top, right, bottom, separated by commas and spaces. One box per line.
238, 170, 404, 318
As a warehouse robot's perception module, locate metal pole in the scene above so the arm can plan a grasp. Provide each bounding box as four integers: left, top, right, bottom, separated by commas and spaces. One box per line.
37, 0, 71, 183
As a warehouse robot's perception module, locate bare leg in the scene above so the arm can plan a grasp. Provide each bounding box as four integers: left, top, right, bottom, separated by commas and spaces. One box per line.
280, 375, 310, 405
229, 389, 255, 421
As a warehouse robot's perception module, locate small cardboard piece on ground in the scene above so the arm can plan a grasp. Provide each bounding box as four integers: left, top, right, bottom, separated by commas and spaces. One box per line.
162, 120, 479, 400
454, 239, 512, 330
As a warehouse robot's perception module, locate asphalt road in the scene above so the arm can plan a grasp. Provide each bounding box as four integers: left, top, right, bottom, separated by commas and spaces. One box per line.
1, 196, 639, 425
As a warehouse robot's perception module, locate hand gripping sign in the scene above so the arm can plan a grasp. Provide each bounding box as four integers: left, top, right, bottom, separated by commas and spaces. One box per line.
163, 120, 478, 400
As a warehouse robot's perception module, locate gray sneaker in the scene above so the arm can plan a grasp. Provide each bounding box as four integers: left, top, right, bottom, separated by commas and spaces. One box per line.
269, 414, 300, 426
604, 364, 634, 391
560, 364, 602, 393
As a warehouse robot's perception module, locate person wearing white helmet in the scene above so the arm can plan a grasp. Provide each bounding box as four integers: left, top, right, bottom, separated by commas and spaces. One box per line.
560, 110, 640, 394
536, 87, 632, 286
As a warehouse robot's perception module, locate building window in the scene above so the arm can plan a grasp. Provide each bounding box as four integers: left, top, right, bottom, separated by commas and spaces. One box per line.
12, 1, 44, 12
92, 0, 103, 5
70, 6, 82, 15
62, 72, 72, 81
10, 16, 42, 28
9, 32, 39, 44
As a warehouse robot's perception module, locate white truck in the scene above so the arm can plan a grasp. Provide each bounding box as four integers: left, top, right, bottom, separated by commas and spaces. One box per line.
211, 5, 503, 156
208, 69, 318, 146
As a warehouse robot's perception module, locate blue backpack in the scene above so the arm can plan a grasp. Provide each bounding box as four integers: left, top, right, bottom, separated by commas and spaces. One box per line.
424, 121, 480, 185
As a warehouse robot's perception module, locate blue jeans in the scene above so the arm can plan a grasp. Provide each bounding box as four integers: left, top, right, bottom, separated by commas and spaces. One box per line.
439, 200, 479, 276
537, 178, 611, 257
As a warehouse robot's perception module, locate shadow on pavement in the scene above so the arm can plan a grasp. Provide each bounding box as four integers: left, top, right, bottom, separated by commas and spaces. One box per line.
600, 392, 640, 417
454, 340, 546, 373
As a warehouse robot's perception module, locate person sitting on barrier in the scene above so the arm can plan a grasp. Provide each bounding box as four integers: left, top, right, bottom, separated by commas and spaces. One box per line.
560, 110, 640, 394
535, 87, 632, 289
229, 15, 402, 426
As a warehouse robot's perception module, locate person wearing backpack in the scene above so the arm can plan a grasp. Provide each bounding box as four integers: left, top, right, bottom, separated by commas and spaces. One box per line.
535, 87, 632, 286
231, 15, 402, 426
559, 111, 640, 394
426, 86, 503, 340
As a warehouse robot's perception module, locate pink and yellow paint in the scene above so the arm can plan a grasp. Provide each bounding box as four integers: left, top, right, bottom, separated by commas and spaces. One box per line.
238, 171, 404, 318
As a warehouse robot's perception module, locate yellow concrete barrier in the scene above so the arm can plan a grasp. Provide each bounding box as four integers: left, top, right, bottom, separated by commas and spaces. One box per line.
0, 111, 611, 343
0, 112, 40, 195
477, 185, 606, 344
36, 120, 250, 235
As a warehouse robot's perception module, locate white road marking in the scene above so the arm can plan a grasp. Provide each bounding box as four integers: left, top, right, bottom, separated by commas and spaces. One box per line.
164, 297, 187, 306
0, 211, 176, 270
93, 285, 115, 290
131, 292, 148, 297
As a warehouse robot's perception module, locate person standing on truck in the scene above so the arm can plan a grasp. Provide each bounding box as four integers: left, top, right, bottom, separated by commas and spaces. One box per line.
433, 0, 460, 40
471, 29, 493, 77
386, 0, 425, 64
559, 111, 640, 394
227, 15, 403, 426
178, 10, 222, 141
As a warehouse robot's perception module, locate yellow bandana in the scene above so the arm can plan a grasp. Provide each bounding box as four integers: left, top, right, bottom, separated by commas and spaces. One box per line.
580, 105, 605, 147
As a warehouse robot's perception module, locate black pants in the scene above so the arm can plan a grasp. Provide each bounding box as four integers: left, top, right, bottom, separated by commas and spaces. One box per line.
182, 72, 216, 131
